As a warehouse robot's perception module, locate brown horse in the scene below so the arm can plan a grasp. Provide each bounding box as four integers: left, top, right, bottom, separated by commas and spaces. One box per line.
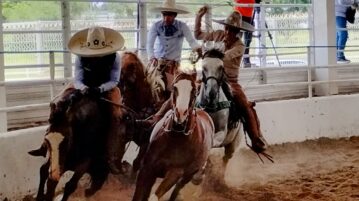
120, 51, 168, 116
28, 93, 132, 201
119, 51, 171, 174
132, 72, 214, 201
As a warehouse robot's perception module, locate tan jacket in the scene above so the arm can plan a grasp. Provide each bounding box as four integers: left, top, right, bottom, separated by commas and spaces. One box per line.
194, 15, 245, 82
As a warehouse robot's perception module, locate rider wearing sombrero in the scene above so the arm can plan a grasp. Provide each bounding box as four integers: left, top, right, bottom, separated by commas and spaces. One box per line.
147, 0, 202, 94
195, 7, 268, 154
142, 8, 267, 154
49, 26, 125, 174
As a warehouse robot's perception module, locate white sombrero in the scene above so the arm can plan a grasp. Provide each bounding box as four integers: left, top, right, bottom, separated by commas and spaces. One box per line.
213, 11, 254, 32
68, 26, 125, 57
151, 0, 190, 14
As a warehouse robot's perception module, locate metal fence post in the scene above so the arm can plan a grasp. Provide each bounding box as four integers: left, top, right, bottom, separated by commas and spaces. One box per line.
49, 51, 55, 99
307, 46, 312, 98
61, 0, 72, 78
138, 1, 147, 62
0, 1, 7, 132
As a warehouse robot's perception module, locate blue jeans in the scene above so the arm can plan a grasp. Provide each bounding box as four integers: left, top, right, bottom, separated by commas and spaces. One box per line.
336, 16, 348, 60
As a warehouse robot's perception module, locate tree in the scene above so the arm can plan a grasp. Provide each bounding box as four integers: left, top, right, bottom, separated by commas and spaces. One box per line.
2, 1, 61, 21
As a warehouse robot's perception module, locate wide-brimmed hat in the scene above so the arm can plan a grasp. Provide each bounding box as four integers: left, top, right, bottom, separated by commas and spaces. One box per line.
213, 11, 254, 32
68, 26, 125, 57
151, 0, 190, 14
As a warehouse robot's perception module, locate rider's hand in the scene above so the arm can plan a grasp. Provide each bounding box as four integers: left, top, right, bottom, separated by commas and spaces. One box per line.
82, 87, 101, 97
150, 57, 158, 67
197, 6, 208, 18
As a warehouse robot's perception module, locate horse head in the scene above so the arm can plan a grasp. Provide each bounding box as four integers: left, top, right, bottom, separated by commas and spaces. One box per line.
29, 95, 107, 181
120, 51, 146, 89
170, 72, 197, 133
120, 51, 158, 117
200, 48, 225, 107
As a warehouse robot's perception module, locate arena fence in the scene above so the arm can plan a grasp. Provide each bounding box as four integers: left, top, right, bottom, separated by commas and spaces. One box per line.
0, 1, 359, 131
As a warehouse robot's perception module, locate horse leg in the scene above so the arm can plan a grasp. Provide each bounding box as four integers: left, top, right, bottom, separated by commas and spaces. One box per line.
152, 168, 184, 201
44, 178, 58, 201
132, 167, 157, 201
61, 161, 90, 201
223, 133, 240, 168
36, 160, 50, 201
85, 160, 109, 197
169, 174, 193, 201
132, 143, 148, 179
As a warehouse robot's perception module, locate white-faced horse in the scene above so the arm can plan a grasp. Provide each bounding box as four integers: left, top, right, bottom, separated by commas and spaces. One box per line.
132, 72, 214, 201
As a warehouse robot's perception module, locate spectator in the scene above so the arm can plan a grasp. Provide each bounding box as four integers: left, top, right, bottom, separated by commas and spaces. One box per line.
234, 0, 261, 67
335, 0, 358, 63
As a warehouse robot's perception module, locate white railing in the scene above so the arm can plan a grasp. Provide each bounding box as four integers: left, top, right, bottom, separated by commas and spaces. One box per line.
1, 47, 359, 132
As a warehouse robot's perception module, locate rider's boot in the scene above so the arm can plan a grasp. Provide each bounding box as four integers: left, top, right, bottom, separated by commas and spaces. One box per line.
137, 98, 172, 128
224, 82, 268, 153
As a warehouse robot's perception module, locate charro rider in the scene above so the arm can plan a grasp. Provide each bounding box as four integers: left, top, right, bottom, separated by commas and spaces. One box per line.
195, 6, 268, 154
142, 7, 268, 155
49, 26, 125, 174
147, 0, 202, 95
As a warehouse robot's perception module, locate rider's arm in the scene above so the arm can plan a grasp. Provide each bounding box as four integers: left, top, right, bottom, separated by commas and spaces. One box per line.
99, 53, 121, 92
194, 9, 224, 42
74, 57, 88, 91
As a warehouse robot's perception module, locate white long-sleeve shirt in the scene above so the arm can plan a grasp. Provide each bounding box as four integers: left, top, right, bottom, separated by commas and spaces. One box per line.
147, 19, 200, 62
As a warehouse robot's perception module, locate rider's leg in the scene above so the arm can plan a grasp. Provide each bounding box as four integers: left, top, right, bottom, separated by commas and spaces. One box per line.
224, 81, 267, 153
105, 87, 127, 174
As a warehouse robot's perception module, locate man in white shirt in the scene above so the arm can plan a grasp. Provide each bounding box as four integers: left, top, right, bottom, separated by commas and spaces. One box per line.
147, 0, 201, 91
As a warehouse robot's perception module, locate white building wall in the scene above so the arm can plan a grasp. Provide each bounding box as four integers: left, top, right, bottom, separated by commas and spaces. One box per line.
1, 94, 359, 200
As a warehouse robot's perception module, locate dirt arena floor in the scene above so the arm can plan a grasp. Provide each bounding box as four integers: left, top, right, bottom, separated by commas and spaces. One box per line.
27, 136, 359, 201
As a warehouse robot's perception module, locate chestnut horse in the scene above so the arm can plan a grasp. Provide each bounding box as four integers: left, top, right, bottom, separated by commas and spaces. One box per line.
119, 51, 171, 174
132, 72, 214, 201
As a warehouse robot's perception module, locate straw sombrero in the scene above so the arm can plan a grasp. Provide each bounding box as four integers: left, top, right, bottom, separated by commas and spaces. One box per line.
151, 0, 189, 14
213, 11, 254, 32
68, 27, 124, 57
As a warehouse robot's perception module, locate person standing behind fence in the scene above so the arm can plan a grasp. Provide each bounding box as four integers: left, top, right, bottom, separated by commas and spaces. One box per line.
147, 0, 202, 89
335, 0, 359, 64
234, 0, 261, 67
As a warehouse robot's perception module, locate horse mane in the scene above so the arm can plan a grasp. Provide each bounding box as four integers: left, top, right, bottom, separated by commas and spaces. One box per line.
202, 48, 225, 60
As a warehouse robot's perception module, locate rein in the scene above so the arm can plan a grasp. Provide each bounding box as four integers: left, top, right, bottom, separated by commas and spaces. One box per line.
195, 100, 231, 113
162, 110, 197, 136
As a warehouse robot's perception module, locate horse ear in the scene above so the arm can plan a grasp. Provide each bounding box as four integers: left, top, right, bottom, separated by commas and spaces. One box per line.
28, 142, 47, 157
